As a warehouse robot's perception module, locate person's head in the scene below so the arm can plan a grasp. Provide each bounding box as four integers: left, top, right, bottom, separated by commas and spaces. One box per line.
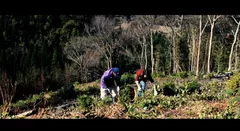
112, 67, 120, 78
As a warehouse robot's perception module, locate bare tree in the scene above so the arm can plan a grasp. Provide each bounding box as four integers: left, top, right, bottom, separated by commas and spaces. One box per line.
228, 15, 240, 71
196, 15, 209, 76
169, 15, 183, 73
0, 72, 17, 116
189, 23, 197, 73
85, 15, 120, 69
150, 15, 182, 74
63, 36, 101, 83
123, 15, 156, 70
207, 15, 221, 74
178, 15, 198, 73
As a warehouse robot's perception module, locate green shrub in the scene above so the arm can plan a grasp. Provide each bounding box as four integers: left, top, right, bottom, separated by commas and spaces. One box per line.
175, 71, 188, 78
12, 93, 45, 109
190, 82, 225, 101
139, 98, 159, 110
163, 81, 175, 90
56, 85, 77, 99
225, 88, 235, 97
186, 81, 201, 93
206, 72, 215, 79
177, 80, 201, 95
119, 85, 133, 103
73, 81, 80, 87
120, 73, 135, 85
198, 106, 235, 119
152, 72, 166, 78
78, 95, 93, 110
229, 96, 240, 105
226, 73, 240, 95
187, 72, 195, 77
157, 96, 186, 109
95, 79, 100, 83
162, 81, 176, 96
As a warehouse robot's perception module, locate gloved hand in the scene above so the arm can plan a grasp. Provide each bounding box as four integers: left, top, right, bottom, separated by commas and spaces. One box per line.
138, 86, 142, 91
135, 81, 142, 91
103, 87, 110, 94
152, 83, 158, 96
117, 86, 120, 92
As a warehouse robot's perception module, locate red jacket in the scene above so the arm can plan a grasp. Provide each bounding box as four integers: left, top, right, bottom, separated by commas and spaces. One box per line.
135, 69, 145, 81
135, 69, 154, 83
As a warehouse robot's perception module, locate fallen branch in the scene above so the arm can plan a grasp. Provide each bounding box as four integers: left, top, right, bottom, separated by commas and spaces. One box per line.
212, 71, 234, 81
55, 101, 78, 110
13, 109, 37, 118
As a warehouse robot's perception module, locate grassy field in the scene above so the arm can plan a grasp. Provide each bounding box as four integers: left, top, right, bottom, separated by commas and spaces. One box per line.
1, 72, 240, 119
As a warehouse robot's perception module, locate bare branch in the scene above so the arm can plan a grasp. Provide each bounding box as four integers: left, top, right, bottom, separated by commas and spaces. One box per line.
208, 15, 212, 23
232, 15, 240, 24
201, 16, 209, 35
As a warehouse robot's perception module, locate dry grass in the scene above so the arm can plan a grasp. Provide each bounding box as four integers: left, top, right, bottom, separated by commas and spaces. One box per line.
157, 100, 229, 119
74, 81, 99, 90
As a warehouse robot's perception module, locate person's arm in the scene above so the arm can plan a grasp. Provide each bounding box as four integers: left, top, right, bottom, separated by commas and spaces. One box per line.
115, 76, 121, 94
100, 76, 107, 89
135, 71, 142, 91
116, 77, 121, 87
101, 70, 111, 89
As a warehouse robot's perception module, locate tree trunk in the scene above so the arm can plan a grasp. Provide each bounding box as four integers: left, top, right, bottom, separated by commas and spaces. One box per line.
187, 31, 191, 72
144, 36, 147, 70
196, 34, 201, 76
169, 40, 172, 74
234, 39, 239, 70
141, 42, 144, 69
228, 19, 240, 71
207, 23, 214, 74
196, 15, 208, 76
172, 34, 177, 74
207, 15, 221, 74
150, 30, 154, 74
107, 58, 110, 69
217, 45, 223, 73
81, 60, 83, 84
155, 52, 159, 74
191, 31, 195, 73
201, 36, 209, 73
109, 53, 112, 68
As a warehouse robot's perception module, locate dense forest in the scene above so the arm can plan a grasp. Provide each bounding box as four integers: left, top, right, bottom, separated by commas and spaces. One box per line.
1, 15, 240, 119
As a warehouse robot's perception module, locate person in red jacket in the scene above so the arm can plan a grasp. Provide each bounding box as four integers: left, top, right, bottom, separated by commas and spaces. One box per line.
135, 69, 155, 96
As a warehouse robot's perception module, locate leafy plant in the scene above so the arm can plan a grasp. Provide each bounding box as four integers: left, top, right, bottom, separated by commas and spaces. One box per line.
226, 73, 240, 95
162, 81, 176, 96
120, 73, 135, 85
56, 85, 77, 99
78, 95, 93, 110
119, 85, 134, 103
175, 71, 188, 78
186, 81, 201, 93
152, 72, 166, 78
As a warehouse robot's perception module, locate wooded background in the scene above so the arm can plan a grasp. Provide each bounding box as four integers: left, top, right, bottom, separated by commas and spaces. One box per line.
0, 15, 239, 103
